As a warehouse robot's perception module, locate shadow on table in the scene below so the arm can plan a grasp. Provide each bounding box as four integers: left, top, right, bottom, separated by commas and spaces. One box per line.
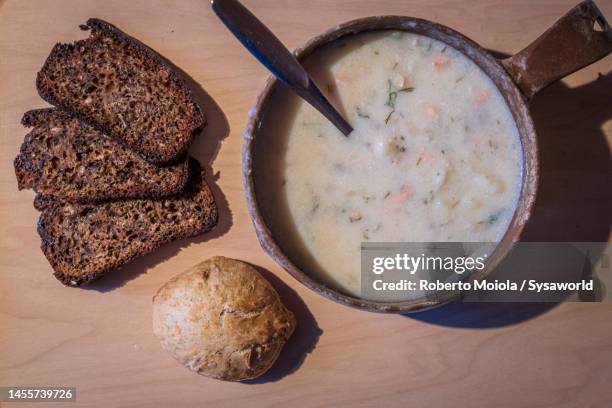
242, 265, 322, 384
406, 53, 611, 329
85, 61, 232, 292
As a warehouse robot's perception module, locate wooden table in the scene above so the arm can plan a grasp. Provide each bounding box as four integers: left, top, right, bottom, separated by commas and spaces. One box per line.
1, 0, 611, 406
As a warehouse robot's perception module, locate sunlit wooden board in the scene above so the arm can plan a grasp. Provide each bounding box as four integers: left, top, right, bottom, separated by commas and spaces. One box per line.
1, 0, 611, 406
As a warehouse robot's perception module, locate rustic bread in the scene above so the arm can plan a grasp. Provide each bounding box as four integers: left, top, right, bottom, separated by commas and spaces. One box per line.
36, 18, 204, 164
152, 256, 296, 381
15, 108, 189, 204
38, 160, 217, 286
33, 194, 56, 212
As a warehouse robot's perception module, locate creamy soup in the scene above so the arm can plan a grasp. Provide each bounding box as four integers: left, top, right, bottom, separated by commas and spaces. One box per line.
254, 31, 523, 298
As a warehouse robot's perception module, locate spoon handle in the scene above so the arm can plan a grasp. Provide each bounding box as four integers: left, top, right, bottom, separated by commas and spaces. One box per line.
211, 0, 353, 136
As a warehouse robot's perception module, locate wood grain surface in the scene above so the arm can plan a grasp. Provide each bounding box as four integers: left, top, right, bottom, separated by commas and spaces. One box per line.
1, 0, 611, 407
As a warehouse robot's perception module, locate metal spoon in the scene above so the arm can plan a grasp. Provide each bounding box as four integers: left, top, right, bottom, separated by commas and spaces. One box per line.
211, 0, 353, 136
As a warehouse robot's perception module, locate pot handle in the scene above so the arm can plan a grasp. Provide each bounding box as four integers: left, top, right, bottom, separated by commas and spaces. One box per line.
502, 0, 612, 100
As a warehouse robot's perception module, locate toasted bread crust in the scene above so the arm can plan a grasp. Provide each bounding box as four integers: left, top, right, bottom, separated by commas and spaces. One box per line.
36, 18, 204, 164
15, 108, 190, 204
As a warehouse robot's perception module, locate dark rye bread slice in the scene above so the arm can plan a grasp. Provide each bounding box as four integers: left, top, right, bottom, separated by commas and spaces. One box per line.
38, 160, 217, 286
15, 108, 189, 204
36, 18, 204, 164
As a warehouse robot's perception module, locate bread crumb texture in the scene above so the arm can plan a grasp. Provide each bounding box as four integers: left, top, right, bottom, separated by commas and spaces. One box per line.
15, 108, 189, 203
36, 18, 204, 164
38, 161, 217, 286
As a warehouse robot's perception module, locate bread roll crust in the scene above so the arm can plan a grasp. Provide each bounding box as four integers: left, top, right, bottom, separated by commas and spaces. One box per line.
152, 256, 296, 381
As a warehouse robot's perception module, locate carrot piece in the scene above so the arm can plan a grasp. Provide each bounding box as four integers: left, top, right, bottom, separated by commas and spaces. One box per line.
391, 184, 412, 204
473, 89, 491, 107
432, 54, 450, 69
349, 210, 362, 222
422, 102, 439, 120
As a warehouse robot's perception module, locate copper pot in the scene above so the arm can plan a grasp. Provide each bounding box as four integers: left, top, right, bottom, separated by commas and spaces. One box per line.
243, 1, 612, 313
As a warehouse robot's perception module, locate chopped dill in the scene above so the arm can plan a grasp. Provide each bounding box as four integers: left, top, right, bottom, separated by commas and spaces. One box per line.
385, 79, 414, 109
363, 195, 376, 203
356, 106, 370, 118
385, 110, 395, 124
477, 209, 505, 227
487, 209, 504, 225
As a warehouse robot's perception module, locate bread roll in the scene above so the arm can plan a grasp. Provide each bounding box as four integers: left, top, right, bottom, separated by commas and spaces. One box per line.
152, 256, 296, 381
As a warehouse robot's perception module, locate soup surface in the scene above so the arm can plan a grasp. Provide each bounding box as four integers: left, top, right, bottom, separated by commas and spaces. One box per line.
254, 31, 522, 298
